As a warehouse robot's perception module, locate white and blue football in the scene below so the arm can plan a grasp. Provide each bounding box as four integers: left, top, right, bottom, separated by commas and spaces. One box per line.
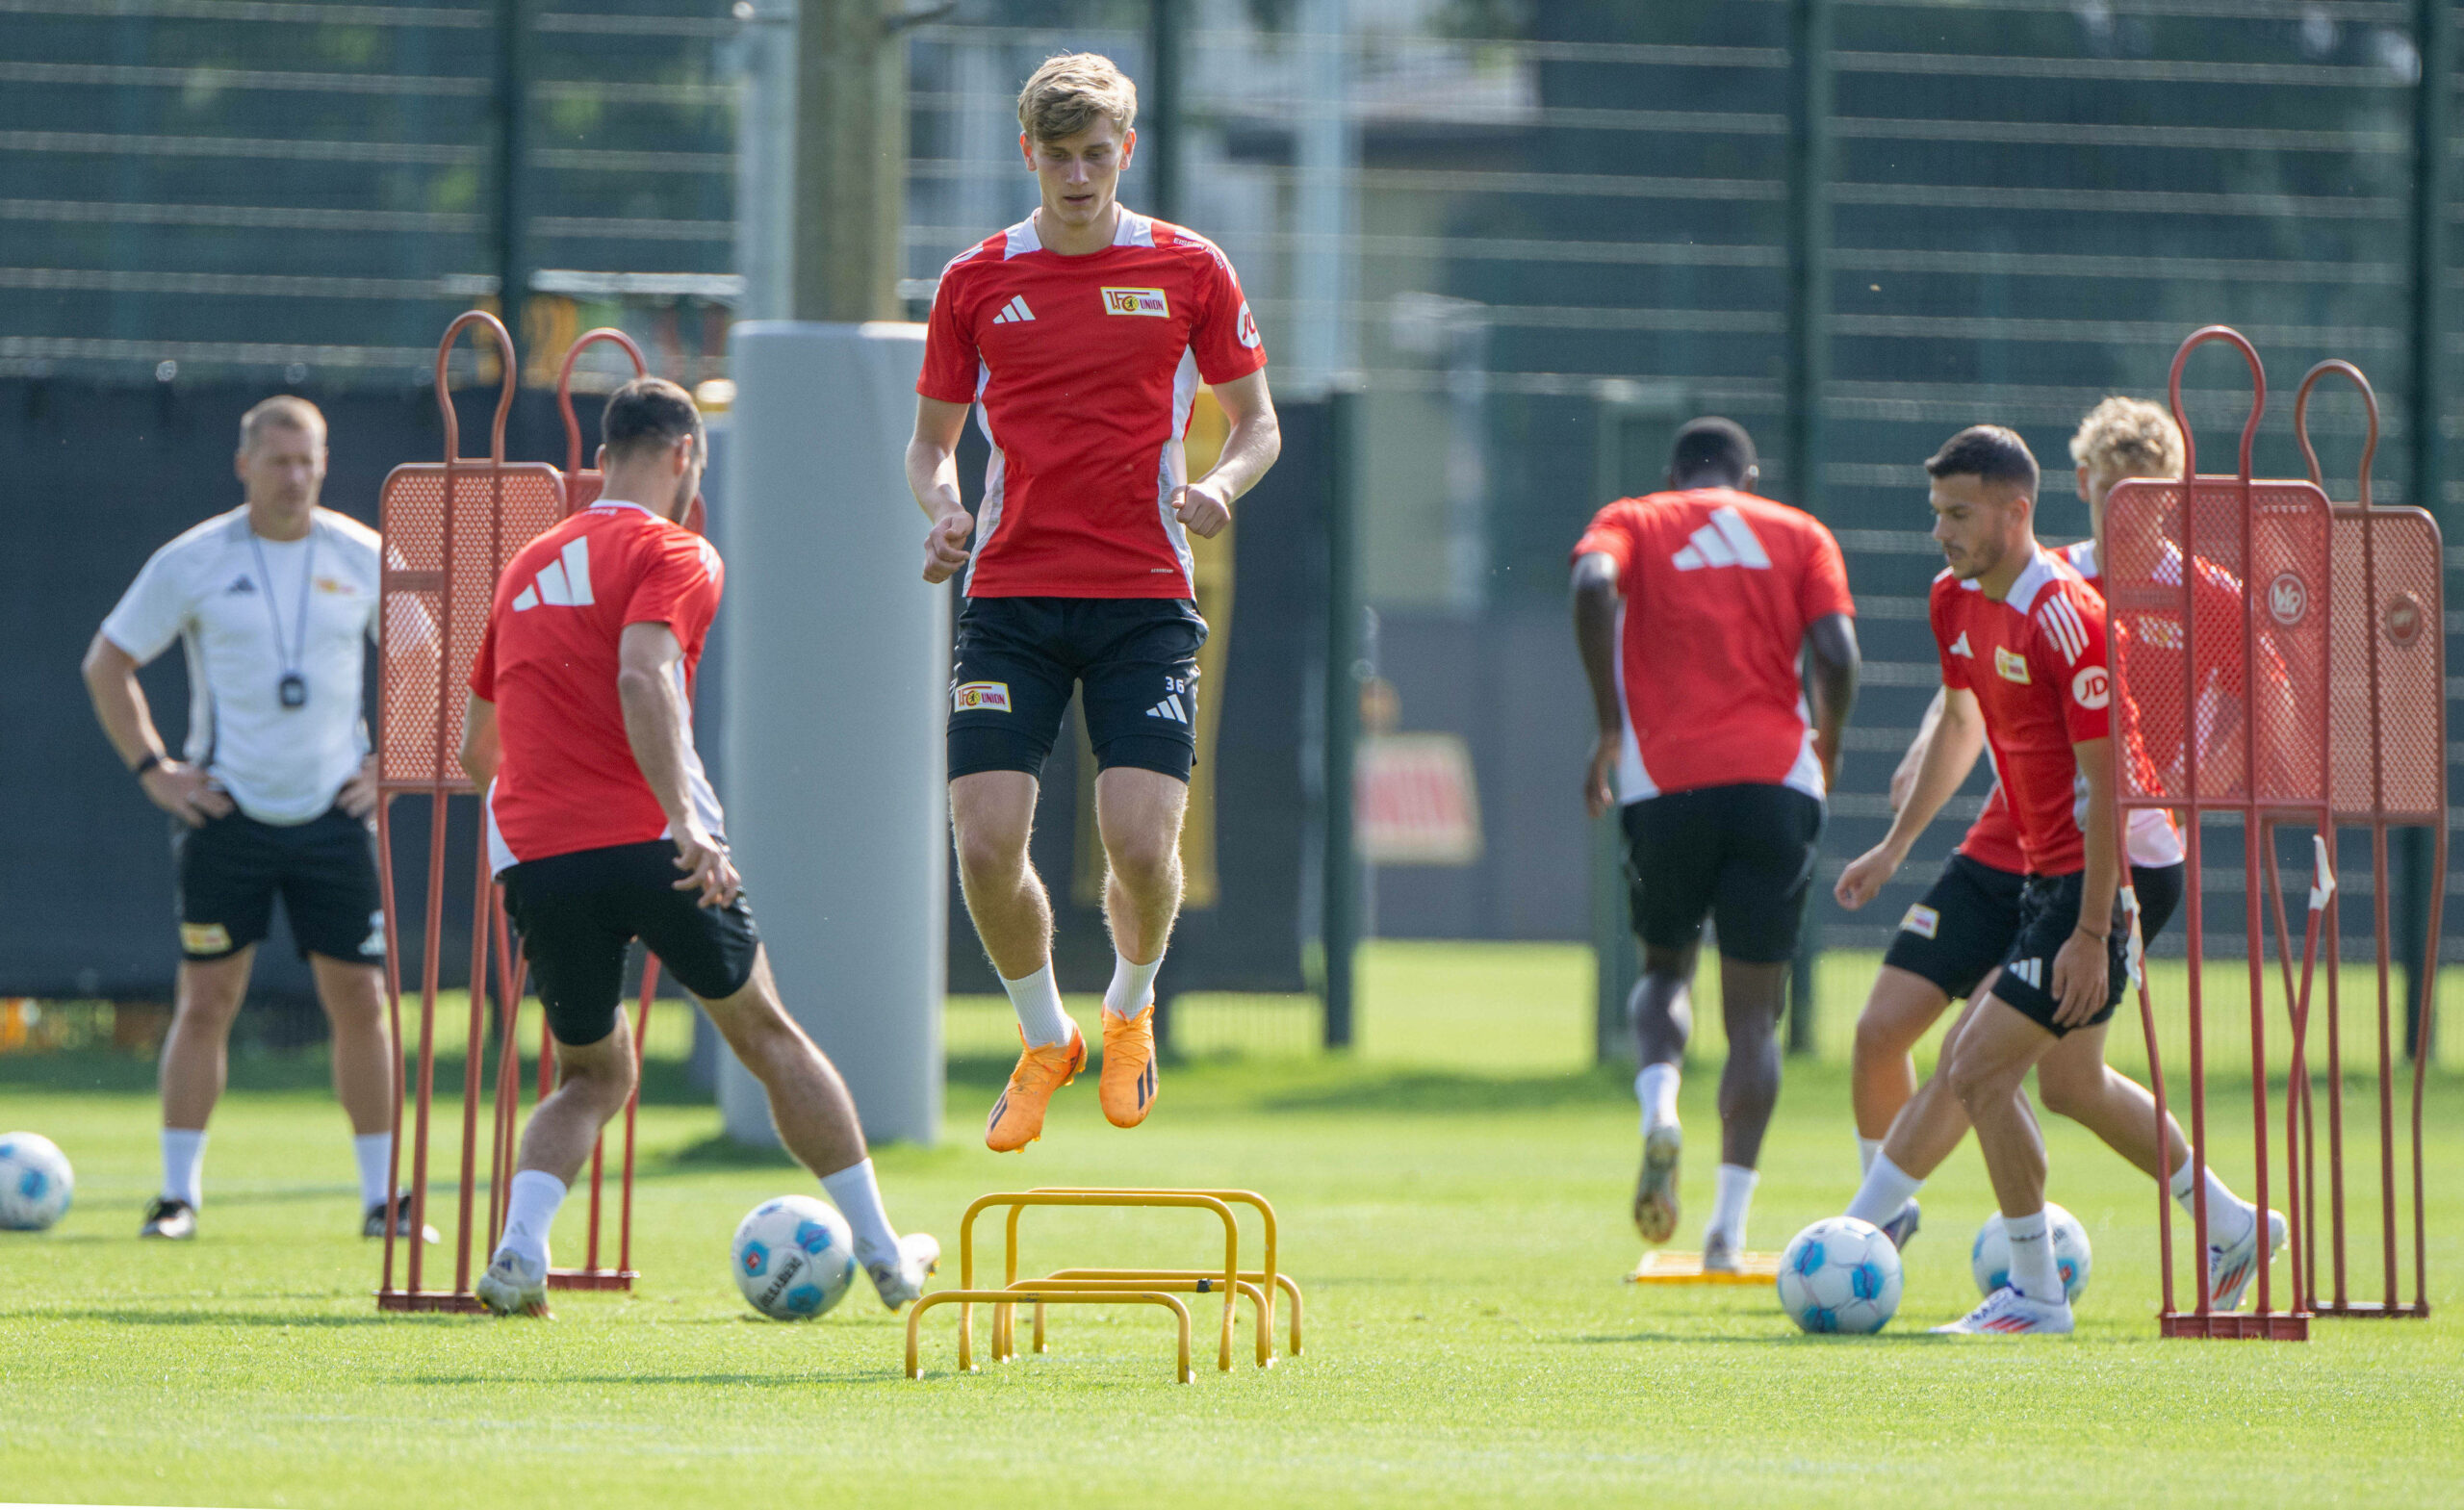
0, 1132, 73, 1232
731, 1195, 858, 1320
1972, 1204, 2093, 1303
1777, 1216, 1903, 1335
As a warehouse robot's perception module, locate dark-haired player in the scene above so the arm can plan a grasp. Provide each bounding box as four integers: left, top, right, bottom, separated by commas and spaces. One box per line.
1836, 425, 2126, 1334
906, 52, 1281, 1152
460, 377, 937, 1317
1835, 400, 2282, 1312
1570, 417, 1860, 1268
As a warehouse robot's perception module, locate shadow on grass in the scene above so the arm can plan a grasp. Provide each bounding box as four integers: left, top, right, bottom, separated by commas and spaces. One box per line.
38, 1306, 445, 1328
0, 1049, 711, 1105
398, 1369, 907, 1388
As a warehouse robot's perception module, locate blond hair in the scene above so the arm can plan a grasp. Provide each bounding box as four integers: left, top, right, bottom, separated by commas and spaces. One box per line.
240, 394, 325, 453
1016, 52, 1137, 143
2069, 396, 2182, 482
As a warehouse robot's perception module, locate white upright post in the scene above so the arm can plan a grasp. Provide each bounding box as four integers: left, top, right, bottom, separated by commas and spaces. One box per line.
719, 321, 945, 1147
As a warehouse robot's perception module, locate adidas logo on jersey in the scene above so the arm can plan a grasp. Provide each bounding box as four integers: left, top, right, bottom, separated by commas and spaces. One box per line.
511, 537, 593, 611
991, 295, 1036, 324
2008, 958, 2044, 989
1670, 506, 1771, 572
1145, 693, 1191, 724
224, 576, 257, 595
1948, 630, 1972, 657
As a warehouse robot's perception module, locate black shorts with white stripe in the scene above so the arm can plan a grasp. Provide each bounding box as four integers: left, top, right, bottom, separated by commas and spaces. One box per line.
946, 596, 1207, 782
1988, 870, 2134, 1037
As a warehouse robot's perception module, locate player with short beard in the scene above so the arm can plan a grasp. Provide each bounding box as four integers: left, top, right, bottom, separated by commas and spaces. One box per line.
1833, 400, 2283, 1311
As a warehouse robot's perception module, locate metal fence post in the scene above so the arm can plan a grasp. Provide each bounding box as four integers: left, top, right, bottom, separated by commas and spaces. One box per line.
1784, 0, 1835, 1059
1322, 384, 1361, 1049
2403, 0, 2451, 1058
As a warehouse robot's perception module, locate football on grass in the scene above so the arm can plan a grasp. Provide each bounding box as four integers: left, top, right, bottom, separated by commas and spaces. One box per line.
1971, 1203, 2093, 1302
0, 1132, 74, 1231
732, 1196, 858, 1320
1777, 1216, 1903, 1334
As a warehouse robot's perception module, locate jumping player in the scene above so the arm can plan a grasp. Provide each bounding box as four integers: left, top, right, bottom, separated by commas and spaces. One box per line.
461, 378, 938, 1317
906, 53, 1280, 1152
1834, 400, 2282, 1309
1570, 419, 1861, 1269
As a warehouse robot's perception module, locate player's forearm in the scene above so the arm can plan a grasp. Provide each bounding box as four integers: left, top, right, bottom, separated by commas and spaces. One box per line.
906, 437, 963, 520
1893, 688, 1947, 795
82, 641, 164, 768
2075, 746, 2119, 931
1804, 616, 1860, 753
1881, 697, 1974, 857
1570, 564, 1622, 736
1198, 405, 1282, 503
616, 671, 703, 836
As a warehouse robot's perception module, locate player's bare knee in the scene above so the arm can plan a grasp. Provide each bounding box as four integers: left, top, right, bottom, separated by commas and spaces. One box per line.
953, 822, 1030, 889
1104, 832, 1180, 900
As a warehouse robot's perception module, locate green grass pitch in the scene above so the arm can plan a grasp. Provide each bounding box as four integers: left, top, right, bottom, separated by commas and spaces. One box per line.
2, 942, 2458, 1507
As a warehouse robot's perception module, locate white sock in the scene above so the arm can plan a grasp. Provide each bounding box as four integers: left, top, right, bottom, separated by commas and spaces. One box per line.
1707, 1164, 1758, 1249
161, 1128, 208, 1207
819, 1158, 902, 1268
2169, 1156, 2257, 1247
2003, 1209, 2063, 1303
999, 961, 1074, 1049
351, 1133, 393, 1210
1844, 1152, 1922, 1228
1857, 1137, 1885, 1176
496, 1169, 567, 1270
1635, 1062, 1680, 1136
1104, 950, 1163, 1021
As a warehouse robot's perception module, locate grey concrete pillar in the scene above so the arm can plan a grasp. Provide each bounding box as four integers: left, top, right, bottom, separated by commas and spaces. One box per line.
719, 321, 944, 1146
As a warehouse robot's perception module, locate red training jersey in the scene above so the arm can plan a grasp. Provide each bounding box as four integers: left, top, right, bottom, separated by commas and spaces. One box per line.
1573, 487, 1856, 802
471, 501, 726, 872
1956, 539, 2183, 872
917, 211, 1269, 600
1932, 549, 2116, 876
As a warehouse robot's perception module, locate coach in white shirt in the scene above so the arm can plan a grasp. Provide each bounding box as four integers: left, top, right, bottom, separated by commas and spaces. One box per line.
82, 396, 428, 1244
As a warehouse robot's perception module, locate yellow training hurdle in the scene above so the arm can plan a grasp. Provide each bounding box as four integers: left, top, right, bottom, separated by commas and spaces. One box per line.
902, 1187, 1303, 1382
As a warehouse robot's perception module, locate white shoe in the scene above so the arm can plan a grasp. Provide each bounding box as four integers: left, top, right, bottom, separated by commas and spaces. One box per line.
1632, 1122, 1681, 1244
1700, 1230, 1740, 1274
864, 1232, 940, 1313
2208, 1208, 2287, 1313
1931, 1285, 2073, 1336
475, 1249, 552, 1318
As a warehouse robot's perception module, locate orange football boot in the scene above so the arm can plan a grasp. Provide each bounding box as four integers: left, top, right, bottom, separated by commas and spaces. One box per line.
985, 1023, 1086, 1152
1099, 1002, 1159, 1128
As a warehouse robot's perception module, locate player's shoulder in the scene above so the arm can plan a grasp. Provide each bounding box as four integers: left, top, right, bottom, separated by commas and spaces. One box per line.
2056, 538, 2098, 581
151, 505, 249, 564
314, 508, 382, 557
1141, 215, 1239, 272
2015, 551, 2102, 661
1725, 489, 1838, 548
932, 227, 1015, 293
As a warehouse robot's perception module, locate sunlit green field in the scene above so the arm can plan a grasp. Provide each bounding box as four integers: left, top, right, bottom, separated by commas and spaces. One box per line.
1, 942, 2457, 1508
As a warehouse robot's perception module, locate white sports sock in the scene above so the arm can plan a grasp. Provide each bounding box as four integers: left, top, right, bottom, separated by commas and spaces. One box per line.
820, 1158, 901, 1268
1857, 1137, 1885, 1176
1844, 1152, 1922, 1228
1103, 950, 1164, 1021
496, 1169, 567, 1270
999, 961, 1073, 1049
351, 1133, 393, 1211
1707, 1164, 1758, 1249
2169, 1156, 2257, 1247
2003, 1209, 2063, 1303
161, 1128, 207, 1207
1635, 1062, 1681, 1136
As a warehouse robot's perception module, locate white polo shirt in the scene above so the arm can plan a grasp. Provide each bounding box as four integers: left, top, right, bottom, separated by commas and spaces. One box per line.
102, 505, 382, 826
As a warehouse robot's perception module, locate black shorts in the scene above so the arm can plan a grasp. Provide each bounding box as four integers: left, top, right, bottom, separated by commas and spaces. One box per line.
499, 840, 761, 1046
172, 806, 384, 965
1987, 870, 2134, 1037
1884, 854, 2187, 1003
1622, 783, 1824, 964
948, 596, 1207, 782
